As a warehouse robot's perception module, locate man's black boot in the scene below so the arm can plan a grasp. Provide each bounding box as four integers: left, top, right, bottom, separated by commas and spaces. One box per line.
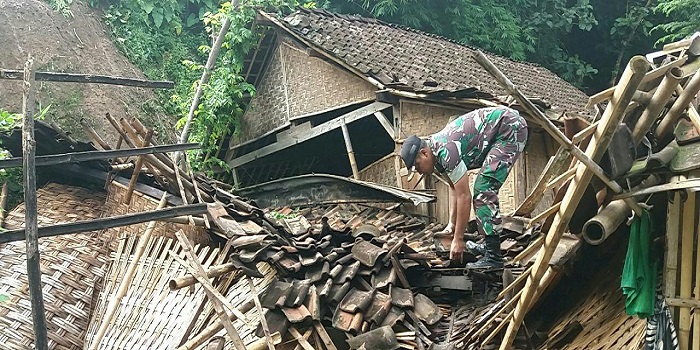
466, 235, 503, 269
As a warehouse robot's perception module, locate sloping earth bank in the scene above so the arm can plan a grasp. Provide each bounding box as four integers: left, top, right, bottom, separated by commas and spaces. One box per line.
0, 0, 177, 146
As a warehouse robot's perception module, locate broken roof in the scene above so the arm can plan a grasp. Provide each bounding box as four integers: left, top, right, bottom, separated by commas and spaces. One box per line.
265, 8, 589, 114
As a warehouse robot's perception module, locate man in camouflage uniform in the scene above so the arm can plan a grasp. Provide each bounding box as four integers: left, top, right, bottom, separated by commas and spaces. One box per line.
400, 106, 528, 269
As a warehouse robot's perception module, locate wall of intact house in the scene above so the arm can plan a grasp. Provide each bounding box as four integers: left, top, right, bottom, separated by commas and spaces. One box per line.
358, 154, 399, 187
236, 38, 376, 144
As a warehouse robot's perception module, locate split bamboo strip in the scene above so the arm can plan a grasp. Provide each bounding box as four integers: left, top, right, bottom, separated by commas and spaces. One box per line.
291, 328, 314, 350
678, 190, 696, 350
498, 265, 534, 299
496, 56, 650, 350
0, 182, 7, 227
545, 167, 576, 191
170, 262, 237, 290
21, 56, 49, 350
87, 195, 168, 350
313, 322, 339, 350
571, 121, 599, 143
289, 327, 316, 350
512, 237, 543, 264
247, 276, 275, 350
177, 300, 256, 350
247, 332, 282, 350
124, 129, 153, 204
527, 203, 561, 229
663, 178, 681, 319
173, 231, 247, 350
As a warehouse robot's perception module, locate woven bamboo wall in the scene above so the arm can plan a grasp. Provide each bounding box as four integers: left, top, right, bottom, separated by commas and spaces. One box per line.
358, 154, 398, 187
399, 100, 463, 137
522, 130, 556, 216
103, 182, 207, 245
236, 38, 376, 144
0, 183, 110, 350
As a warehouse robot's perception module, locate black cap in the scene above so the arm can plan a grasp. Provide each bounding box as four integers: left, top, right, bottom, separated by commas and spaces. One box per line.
400, 135, 423, 170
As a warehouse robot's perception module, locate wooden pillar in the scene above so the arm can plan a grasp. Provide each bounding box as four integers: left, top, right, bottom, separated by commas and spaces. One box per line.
664, 176, 681, 318
21, 57, 49, 350
340, 121, 359, 179
679, 179, 696, 350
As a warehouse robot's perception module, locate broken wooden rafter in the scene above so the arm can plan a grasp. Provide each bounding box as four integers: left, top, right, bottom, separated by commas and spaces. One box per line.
0, 69, 174, 88
0, 203, 207, 244
228, 101, 392, 168
0, 142, 200, 169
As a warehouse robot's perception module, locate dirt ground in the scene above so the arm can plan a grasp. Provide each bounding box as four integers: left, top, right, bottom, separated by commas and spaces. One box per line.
0, 0, 177, 146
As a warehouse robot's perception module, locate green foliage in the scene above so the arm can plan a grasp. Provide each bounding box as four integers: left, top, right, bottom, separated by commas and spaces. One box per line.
45, 0, 74, 17
0, 109, 27, 212
654, 0, 700, 44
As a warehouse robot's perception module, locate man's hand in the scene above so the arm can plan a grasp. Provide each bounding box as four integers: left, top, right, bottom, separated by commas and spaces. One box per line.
450, 237, 465, 264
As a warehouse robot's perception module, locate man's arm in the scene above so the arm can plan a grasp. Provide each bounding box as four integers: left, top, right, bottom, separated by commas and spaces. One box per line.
450, 172, 472, 264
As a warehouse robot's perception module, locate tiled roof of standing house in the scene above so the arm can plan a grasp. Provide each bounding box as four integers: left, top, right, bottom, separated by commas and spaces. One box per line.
273, 8, 590, 114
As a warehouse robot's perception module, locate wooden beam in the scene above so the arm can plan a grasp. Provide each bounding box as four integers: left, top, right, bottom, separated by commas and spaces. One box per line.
612, 178, 700, 200
0, 142, 200, 169
0, 69, 174, 88
666, 297, 700, 309
664, 184, 681, 318
289, 327, 316, 350
247, 276, 275, 350
678, 191, 695, 350
374, 111, 395, 138
21, 57, 49, 350
0, 203, 207, 244
495, 55, 650, 350
228, 102, 391, 168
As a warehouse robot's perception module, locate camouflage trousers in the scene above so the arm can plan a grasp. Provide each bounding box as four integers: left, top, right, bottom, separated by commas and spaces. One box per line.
473, 111, 528, 236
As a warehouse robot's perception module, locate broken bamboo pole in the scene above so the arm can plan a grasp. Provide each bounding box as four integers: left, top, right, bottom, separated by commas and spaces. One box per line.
491, 55, 650, 350
21, 57, 49, 350
169, 262, 237, 290
124, 129, 153, 204
475, 50, 645, 216
177, 299, 255, 350
656, 68, 700, 139
0, 203, 206, 244
247, 276, 276, 350
678, 188, 695, 350
631, 66, 683, 144
340, 121, 359, 179
173, 232, 247, 350
0, 69, 174, 88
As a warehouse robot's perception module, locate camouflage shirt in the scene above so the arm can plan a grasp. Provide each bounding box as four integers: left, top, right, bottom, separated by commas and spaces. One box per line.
428, 107, 525, 184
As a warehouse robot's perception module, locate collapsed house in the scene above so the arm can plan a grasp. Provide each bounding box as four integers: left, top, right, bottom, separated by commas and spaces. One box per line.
0, 7, 699, 350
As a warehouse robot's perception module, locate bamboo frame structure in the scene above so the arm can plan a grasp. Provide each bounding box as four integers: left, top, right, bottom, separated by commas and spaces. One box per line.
490, 55, 650, 350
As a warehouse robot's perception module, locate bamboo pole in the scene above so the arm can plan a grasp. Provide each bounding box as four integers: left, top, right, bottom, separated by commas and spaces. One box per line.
177, 299, 256, 350
656, 68, 700, 138
512, 147, 570, 216
21, 57, 49, 350
124, 129, 153, 204
631, 66, 683, 144
494, 55, 650, 350
678, 189, 696, 350
340, 121, 359, 179
169, 262, 237, 290
664, 178, 681, 319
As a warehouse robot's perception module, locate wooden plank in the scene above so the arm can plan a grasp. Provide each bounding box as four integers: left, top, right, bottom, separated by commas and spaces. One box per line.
0, 142, 200, 169
545, 167, 576, 191
678, 191, 696, 350
694, 196, 700, 350
21, 57, 49, 350
314, 322, 339, 350
228, 102, 392, 168
512, 146, 570, 216
493, 55, 650, 350
527, 203, 560, 228
612, 178, 700, 200
247, 276, 275, 350
0, 69, 174, 88
292, 328, 314, 350
666, 298, 700, 309
173, 231, 247, 350
571, 121, 599, 143
0, 203, 207, 244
